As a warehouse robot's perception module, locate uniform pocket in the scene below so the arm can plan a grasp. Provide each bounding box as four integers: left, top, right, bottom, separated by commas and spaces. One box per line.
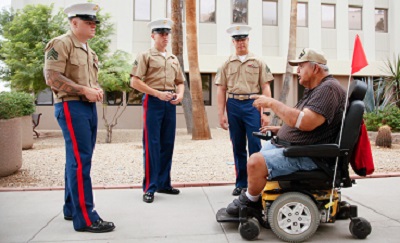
227, 68, 238, 88
167, 61, 179, 81
245, 64, 260, 83
55, 105, 65, 120
69, 57, 88, 82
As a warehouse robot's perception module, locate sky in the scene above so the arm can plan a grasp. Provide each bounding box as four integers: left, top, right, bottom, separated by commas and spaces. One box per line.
0, 0, 11, 92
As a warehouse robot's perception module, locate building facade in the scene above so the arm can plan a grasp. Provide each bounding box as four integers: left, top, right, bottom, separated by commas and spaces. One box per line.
12, 0, 400, 130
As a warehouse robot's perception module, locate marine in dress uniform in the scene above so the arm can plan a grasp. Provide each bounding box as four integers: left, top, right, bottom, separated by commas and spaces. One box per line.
215, 25, 274, 196
130, 18, 185, 203
44, 3, 115, 233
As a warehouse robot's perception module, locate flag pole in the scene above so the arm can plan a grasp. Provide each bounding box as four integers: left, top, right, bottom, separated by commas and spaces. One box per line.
326, 74, 352, 219
326, 34, 368, 220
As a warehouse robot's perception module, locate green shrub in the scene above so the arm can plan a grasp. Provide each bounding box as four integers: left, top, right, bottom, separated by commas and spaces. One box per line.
0, 91, 35, 119
364, 106, 400, 132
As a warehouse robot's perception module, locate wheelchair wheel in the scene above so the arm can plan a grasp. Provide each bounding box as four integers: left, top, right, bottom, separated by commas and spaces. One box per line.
268, 192, 320, 243
238, 218, 260, 241
349, 217, 371, 239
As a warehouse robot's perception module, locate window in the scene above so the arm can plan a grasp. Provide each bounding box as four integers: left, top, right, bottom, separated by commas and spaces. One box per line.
186, 73, 212, 106
349, 6, 362, 30
297, 2, 308, 27
105, 91, 124, 106
127, 90, 144, 106
133, 0, 151, 21
35, 88, 53, 105
262, 0, 278, 26
375, 9, 388, 32
200, 0, 216, 23
166, 0, 185, 21
232, 0, 248, 24
321, 4, 335, 28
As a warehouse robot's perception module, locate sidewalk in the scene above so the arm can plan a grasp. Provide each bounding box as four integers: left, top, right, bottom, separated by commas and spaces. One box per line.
1, 177, 399, 243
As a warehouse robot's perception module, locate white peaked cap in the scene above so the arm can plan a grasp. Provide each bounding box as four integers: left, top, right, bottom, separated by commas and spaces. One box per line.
64, 3, 99, 18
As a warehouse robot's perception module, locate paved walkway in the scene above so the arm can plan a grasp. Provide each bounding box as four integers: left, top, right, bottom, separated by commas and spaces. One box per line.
1, 177, 400, 243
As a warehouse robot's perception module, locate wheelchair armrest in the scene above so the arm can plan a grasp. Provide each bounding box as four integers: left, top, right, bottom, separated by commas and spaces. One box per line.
252, 131, 272, 141
283, 144, 340, 157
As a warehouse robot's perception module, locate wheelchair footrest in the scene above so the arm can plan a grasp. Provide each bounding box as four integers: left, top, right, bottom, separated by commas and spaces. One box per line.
216, 208, 240, 223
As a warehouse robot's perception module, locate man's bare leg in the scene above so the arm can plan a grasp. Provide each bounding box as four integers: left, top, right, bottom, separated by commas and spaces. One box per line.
246, 152, 268, 200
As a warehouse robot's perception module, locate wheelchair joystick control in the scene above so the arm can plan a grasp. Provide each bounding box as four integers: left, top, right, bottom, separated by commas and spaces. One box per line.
252, 131, 272, 141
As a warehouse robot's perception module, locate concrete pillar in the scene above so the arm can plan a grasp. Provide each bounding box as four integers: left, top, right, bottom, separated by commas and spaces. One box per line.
390, 0, 400, 57
248, 0, 262, 55
308, 0, 321, 50
216, 0, 231, 56
362, 0, 375, 61
336, 0, 349, 60
278, 0, 291, 58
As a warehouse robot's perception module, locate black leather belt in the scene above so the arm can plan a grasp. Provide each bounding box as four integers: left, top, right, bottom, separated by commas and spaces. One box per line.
157, 89, 175, 92
271, 137, 294, 147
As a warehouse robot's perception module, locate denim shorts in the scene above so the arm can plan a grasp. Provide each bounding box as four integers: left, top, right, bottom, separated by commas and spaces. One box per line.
260, 140, 318, 180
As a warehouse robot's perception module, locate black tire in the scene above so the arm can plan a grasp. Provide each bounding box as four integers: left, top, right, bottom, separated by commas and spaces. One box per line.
268, 192, 320, 243
349, 217, 372, 239
238, 218, 260, 241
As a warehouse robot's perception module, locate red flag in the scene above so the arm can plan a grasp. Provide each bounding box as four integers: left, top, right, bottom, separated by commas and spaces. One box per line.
351, 35, 368, 74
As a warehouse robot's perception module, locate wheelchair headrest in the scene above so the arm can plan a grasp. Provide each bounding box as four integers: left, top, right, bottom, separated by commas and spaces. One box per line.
348, 79, 367, 101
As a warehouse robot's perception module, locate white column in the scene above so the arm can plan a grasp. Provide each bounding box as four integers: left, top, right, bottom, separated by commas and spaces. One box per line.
362, 0, 375, 61
308, 0, 321, 50
278, 0, 291, 58
248, 0, 262, 55
101, 0, 133, 53
216, 0, 231, 56
390, 0, 400, 57
336, 0, 349, 60
151, 0, 165, 20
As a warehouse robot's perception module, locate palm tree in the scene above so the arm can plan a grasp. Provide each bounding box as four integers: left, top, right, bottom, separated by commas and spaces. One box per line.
171, 0, 193, 134
185, 0, 211, 139
272, 0, 298, 125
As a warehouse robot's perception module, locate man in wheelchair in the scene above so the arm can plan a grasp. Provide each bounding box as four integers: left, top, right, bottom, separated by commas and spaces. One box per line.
225, 48, 347, 217
218, 48, 372, 242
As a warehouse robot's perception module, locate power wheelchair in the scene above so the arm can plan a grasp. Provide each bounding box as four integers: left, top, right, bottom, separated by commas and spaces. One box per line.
216, 80, 372, 242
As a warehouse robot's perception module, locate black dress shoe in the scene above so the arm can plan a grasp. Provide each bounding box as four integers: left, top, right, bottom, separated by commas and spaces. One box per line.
64, 216, 72, 221
232, 187, 245, 196
157, 188, 180, 195
76, 219, 115, 233
143, 192, 154, 203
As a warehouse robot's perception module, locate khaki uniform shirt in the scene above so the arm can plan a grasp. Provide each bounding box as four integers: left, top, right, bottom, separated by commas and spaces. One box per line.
44, 30, 100, 103
130, 47, 185, 90
215, 53, 274, 94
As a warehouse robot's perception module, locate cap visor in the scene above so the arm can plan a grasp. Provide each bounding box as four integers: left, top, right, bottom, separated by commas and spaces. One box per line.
75, 15, 100, 24
288, 59, 306, 66
232, 35, 248, 40
152, 28, 171, 34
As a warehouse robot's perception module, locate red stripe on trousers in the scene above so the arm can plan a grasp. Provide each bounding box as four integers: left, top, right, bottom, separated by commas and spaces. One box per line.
143, 95, 150, 192
63, 102, 92, 227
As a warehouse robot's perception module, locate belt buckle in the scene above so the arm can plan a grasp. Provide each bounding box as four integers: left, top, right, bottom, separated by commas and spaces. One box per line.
238, 95, 245, 100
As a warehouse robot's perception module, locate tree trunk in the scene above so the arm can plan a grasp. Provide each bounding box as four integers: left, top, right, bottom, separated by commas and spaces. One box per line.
171, 0, 193, 134
102, 91, 128, 143
185, 0, 211, 140
272, 0, 298, 125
